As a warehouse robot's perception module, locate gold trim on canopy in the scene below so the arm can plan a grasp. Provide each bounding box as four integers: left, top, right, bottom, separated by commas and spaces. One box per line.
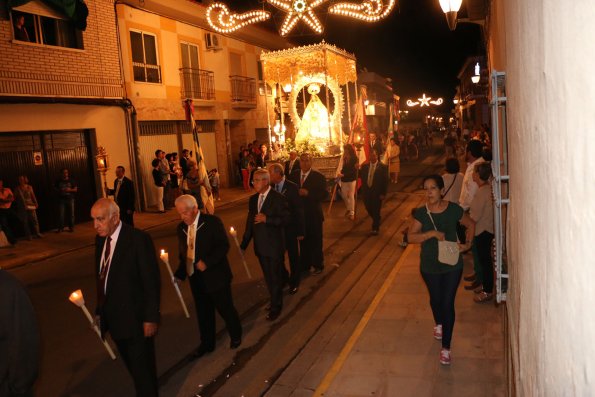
260, 41, 357, 86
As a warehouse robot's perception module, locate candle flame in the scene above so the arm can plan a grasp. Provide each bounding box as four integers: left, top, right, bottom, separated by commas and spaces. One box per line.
160, 249, 165, 256
69, 289, 84, 306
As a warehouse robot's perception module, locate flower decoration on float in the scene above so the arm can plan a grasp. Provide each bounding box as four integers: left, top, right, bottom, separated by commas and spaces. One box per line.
406, 93, 443, 107
206, 2, 271, 33
329, 0, 396, 22
206, 0, 395, 37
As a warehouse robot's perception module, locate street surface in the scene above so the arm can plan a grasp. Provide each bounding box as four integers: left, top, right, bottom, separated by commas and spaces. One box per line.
7, 142, 447, 396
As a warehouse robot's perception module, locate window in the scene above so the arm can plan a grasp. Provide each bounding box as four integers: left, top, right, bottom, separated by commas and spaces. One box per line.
11, 10, 83, 49
130, 30, 161, 83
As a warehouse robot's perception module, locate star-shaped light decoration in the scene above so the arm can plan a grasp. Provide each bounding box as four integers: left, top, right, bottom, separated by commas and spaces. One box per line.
418, 93, 431, 107
267, 0, 329, 36
406, 93, 444, 107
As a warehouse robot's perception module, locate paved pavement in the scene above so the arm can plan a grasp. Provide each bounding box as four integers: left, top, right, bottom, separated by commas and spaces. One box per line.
0, 187, 253, 270
269, 245, 506, 397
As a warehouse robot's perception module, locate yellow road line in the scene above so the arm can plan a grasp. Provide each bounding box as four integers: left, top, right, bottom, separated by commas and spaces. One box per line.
313, 244, 414, 396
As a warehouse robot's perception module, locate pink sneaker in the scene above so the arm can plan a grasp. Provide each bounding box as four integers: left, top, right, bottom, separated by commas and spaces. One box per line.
433, 324, 443, 340
440, 348, 451, 365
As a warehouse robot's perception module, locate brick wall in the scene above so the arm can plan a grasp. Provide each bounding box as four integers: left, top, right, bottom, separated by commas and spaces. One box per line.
0, 0, 122, 89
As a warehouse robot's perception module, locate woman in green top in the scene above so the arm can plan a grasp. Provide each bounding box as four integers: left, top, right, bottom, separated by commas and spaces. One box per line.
408, 175, 475, 365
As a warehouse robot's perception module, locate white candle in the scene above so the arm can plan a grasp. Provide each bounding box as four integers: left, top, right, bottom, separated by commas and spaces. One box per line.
159, 249, 190, 318
228, 226, 252, 279
68, 289, 116, 360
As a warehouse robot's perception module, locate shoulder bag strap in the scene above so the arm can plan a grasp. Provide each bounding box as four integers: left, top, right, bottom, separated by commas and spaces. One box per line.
442, 174, 457, 198
425, 204, 439, 231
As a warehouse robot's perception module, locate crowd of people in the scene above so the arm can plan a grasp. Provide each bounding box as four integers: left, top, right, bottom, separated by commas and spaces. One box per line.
1, 126, 500, 395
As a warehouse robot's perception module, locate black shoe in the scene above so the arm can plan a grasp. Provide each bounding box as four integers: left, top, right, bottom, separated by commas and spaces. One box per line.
230, 339, 242, 349
289, 286, 298, 295
191, 345, 214, 359
56, 228, 63, 233
311, 268, 323, 275
67, 227, 74, 232
266, 310, 281, 321
370, 230, 379, 236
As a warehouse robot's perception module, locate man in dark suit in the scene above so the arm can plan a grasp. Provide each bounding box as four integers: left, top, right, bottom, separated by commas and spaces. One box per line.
240, 169, 290, 320
0, 269, 40, 397
289, 153, 328, 275
174, 195, 242, 357
359, 149, 389, 235
91, 198, 160, 397
369, 132, 384, 158
105, 166, 135, 226
284, 150, 300, 177
269, 163, 304, 294
255, 144, 269, 168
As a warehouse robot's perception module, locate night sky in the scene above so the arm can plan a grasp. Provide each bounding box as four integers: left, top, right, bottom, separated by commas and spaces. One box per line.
223, 0, 484, 115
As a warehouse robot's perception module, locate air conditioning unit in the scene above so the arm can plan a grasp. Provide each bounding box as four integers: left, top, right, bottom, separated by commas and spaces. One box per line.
205, 33, 222, 51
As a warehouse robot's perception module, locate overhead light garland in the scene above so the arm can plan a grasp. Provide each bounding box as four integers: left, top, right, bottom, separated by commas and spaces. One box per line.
205, 0, 395, 37
329, 0, 396, 22
406, 93, 444, 107
206, 3, 271, 34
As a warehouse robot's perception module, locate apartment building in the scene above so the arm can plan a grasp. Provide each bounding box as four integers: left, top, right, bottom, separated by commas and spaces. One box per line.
0, 0, 128, 230
115, 0, 290, 208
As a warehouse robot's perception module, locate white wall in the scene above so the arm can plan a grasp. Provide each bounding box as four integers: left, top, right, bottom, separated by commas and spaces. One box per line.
503, 0, 595, 394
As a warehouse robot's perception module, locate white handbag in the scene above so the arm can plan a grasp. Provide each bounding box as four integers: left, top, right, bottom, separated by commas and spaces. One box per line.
426, 205, 460, 266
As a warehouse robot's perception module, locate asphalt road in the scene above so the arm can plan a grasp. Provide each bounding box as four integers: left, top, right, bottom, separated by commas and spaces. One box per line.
8, 141, 446, 397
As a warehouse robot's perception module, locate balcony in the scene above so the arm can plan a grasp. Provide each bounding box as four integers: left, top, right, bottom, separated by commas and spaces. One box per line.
179, 67, 215, 102
230, 75, 256, 108
0, 70, 125, 99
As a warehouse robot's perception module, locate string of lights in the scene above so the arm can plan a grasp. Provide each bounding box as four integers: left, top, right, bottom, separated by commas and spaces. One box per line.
205, 0, 395, 37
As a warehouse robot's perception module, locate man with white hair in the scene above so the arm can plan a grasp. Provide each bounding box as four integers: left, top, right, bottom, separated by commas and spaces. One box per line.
174, 195, 242, 357
91, 198, 161, 396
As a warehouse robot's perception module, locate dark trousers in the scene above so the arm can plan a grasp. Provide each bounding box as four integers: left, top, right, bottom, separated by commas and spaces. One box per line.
285, 231, 301, 288
119, 208, 134, 227
163, 181, 171, 209
258, 255, 285, 313
300, 219, 323, 271
114, 336, 158, 397
475, 231, 495, 293
58, 198, 75, 229
421, 268, 463, 349
363, 194, 382, 231
188, 280, 242, 348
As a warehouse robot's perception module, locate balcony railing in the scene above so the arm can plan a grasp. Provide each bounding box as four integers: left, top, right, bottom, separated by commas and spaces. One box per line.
179, 68, 215, 100
230, 75, 256, 104
0, 70, 124, 98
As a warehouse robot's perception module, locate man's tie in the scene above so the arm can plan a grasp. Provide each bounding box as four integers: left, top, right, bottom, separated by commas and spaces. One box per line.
300, 173, 306, 187
186, 224, 196, 277
98, 236, 112, 305
114, 179, 122, 203
368, 163, 376, 187
258, 194, 265, 212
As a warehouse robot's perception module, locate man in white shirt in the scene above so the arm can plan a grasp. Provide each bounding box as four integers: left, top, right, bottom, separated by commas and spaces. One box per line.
459, 140, 485, 211
458, 139, 485, 287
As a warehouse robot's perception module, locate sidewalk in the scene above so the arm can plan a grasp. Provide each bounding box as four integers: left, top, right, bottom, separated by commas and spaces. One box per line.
0, 187, 252, 270
313, 244, 505, 396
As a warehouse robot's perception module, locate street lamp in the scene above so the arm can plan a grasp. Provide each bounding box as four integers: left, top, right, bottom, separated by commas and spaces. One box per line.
471, 62, 481, 83
439, 0, 462, 31
95, 146, 109, 196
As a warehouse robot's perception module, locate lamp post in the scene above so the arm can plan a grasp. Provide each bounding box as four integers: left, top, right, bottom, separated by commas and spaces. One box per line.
95, 146, 109, 197
439, 0, 462, 31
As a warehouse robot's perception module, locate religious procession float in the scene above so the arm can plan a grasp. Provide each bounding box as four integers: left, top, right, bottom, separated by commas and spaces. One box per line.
260, 41, 360, 179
